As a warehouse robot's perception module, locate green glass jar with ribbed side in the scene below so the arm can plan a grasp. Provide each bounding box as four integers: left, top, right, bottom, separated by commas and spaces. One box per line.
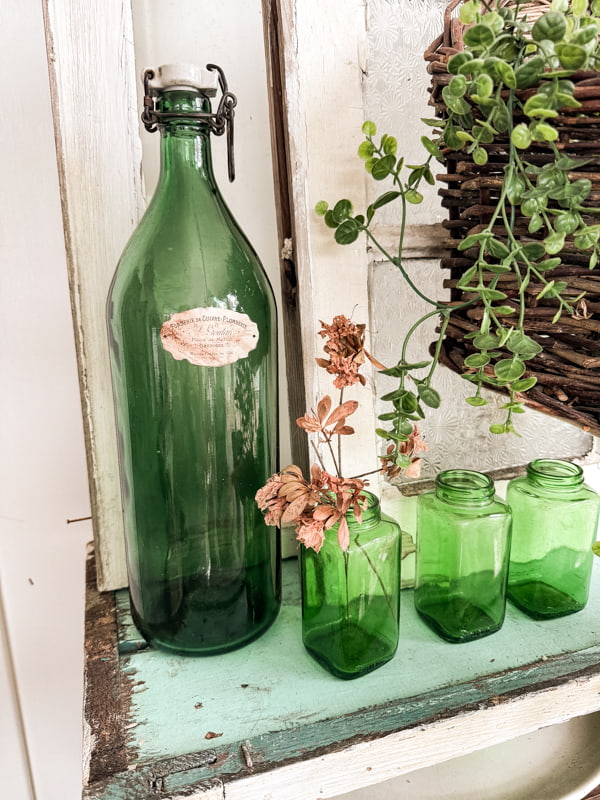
300, 492, 402, 680
507, 459, 600, 620
107, 65, 280, 655
415, 470, 512, 643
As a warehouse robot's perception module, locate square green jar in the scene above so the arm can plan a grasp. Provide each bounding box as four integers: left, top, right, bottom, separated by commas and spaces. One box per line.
415, 470, 512, 643
507, 459, 600, 620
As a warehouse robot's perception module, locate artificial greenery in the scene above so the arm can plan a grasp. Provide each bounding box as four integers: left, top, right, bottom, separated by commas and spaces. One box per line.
316, 0, 600, 472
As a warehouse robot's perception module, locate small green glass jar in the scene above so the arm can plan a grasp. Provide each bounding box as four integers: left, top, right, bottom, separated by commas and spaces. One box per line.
507, 459, 600, 619
415, 470, 512, 643
300, 492, 402, 680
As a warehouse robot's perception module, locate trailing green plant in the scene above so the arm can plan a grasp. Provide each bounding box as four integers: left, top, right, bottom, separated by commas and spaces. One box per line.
317, 0, 600, 471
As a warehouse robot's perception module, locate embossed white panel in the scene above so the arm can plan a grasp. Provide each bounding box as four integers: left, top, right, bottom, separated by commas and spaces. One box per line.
364, 0, 449, 226
365, 0, 592, 473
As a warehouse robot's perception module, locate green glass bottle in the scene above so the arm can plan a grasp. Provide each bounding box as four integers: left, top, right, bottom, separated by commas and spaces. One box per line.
415, 470, 512, 643
107, 64, 280, 655
507, 459, 600, 619
300, 492, 402, 680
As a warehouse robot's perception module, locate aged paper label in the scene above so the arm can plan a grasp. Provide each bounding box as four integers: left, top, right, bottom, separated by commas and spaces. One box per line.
160, 307, 259, 367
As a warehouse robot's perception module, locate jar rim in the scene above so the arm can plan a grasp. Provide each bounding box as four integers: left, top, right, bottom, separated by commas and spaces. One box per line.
435, 469, 495, 502
527, 458, 583, 483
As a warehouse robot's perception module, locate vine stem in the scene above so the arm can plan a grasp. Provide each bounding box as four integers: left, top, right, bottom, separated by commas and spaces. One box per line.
365, 229, 438, 306
353, 534, 396, 622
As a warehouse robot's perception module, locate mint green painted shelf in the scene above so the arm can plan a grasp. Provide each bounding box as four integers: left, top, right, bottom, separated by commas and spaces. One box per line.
83, 550, 600, 800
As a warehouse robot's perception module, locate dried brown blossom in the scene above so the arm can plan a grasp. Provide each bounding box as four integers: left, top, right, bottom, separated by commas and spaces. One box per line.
316, 315, 370, 388
255, 316, 423, 555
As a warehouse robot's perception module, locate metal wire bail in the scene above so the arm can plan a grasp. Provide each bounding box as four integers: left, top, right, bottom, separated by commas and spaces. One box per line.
141, 64, 238, 182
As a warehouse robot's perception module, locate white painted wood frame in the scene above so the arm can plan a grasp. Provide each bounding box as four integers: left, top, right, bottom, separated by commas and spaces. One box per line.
273, 0, 382, 486
42, 0, 143, 591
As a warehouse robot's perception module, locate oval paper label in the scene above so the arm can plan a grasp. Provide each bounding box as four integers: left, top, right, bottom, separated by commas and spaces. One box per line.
160, 307, 259, 367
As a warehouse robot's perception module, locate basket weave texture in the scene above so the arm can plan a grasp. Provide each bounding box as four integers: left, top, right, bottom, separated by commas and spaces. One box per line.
425, 0, 600, 436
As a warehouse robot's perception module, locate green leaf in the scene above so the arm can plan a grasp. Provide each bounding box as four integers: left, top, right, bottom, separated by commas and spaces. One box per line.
442, 87, 472, 115
489, 423, 508, 434
474, 73, 494, 99
457, 232, 490, 251
448, 52, 474, 75
358, 140, 375, 160
531, 122, 559, 142
405, 189, 423, 204
371, 155, 396, 181
507, 332, 543, 358
459, 0, 479, 24
531, 11, 567, 43
331, 199, 353, 223
421, 135, 444, 160
457, 265, 478, 289
418, 385, 441, 409
495, 61, 516, 89
521, 242, 547, 261
494, 358, 526, 382
505, 173, 525, 205
397, 419, 416, 436
383, 135, 398, 156
486, 238, 510, 258
572, 24, 599, 46
464, 352, 491, 368
463, 23, 495, 50
466, 396, 488, 407
544, 231, 566, 255
473, 146, 488, 166
511, 123, 532, 149
555, 43, 587, 70
442, 123, 464, 150
494, 305, 517, 315
334, 219, 360, 245
448, 75, 468, 98
473, 333, 500, 349
528, 214, 544, 234
362, 120, 377, 136
371, 191, 401, 212
393, 391, 419, 415
315, 201, 328, 217
523, 94, 557, 119
515, 57, 545, 89
554, 211, 581, 235
571, 0, 588, 17
324, 210, 339, 229
512, 376, 537, 392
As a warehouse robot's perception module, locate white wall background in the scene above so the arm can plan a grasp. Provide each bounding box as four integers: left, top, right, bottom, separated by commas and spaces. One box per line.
1, 2, 93, 799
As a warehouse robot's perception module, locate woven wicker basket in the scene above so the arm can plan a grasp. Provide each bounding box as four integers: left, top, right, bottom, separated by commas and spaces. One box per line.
425, 0, 600, 436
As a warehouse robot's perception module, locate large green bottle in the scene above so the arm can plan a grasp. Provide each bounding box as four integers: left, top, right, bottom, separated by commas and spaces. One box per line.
107, 64, 280, 655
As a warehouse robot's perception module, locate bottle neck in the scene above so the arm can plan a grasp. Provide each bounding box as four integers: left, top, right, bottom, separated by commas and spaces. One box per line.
526, 459, 583, 490
345, 491, 382, 530
155, 90, 216, 188
435, 469, 495, 506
